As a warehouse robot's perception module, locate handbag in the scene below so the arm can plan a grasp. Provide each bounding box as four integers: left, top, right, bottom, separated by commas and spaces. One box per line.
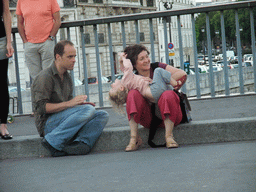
148, 90, 192, 148
174, 90, 192, 123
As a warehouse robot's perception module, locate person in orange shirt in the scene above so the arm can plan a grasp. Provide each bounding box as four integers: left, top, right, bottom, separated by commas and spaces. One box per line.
16, 0, 61, 80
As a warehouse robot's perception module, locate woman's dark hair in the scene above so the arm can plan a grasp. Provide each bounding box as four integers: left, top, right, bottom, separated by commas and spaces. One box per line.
123, 44, 150, 69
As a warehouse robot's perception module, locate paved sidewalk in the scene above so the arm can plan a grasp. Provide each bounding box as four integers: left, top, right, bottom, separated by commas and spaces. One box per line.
1, 141, 255, 192
7, 94, 256, 137
1, 94, 256, 159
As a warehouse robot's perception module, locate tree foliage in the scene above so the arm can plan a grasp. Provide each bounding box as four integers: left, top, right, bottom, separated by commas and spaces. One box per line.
195, 3, 256, 51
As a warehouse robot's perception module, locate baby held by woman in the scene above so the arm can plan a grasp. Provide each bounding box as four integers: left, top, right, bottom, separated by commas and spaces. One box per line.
109, 53, 181, 109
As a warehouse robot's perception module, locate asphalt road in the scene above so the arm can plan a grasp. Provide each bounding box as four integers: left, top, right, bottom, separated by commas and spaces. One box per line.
7, 94, 256, 137
1, 141, 255, 192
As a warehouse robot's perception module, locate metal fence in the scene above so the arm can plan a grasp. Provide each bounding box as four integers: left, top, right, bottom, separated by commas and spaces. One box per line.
11, 0, 256, 114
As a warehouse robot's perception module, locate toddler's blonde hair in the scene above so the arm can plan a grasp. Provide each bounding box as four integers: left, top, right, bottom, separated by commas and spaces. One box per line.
109, 87, 128, 114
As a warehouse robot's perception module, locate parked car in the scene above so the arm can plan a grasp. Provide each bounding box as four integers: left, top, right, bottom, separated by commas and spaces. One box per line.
212, 66, 223, 72
243, 54, 253, 61
243, 61, 253, 67
217, 60, 233, 69
83, 77, 109, 84
85, 77, 97, 84
8, 86, 26, 93
74, 78, 83, 86
231, 64, 239, 69
106, 74, 124, 82
190, 65, 208, 73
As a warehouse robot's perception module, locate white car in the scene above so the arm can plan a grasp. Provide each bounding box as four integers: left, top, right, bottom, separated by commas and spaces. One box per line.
212, 66, 223, 72
243, 61, 253, 67
8, 86, 26, 93
74, 79, 83, 86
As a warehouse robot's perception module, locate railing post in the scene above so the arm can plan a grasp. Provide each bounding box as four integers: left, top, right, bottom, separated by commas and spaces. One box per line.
250, 8, 256, 93
149, 18, 155, 63
134, 20, 140, 44
121, 21, 126, 50
206, 12, 215, 97
163, 17, 169, 65
67, 27, 76, 96
235, 9, 244, 95
93, 24, 104, 107
191, 13, 201, 98
177, 15, 186, 93
12, 32, 23, 114
220, 11, 230, 96
80, 26, 90, 100
177, 15, 184, 70
108, 23, 116, 83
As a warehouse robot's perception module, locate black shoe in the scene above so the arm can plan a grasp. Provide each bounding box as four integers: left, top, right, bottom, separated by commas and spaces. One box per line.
41, 138, 67, 157
63, 141, 91, 156
0, 133, 13, 140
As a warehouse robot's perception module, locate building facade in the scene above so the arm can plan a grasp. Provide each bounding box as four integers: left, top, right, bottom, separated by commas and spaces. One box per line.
9, 0, 159, 89
157, 0, 196, 68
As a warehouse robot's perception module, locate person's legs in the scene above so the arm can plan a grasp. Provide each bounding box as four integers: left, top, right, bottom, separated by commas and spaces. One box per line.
24, 42, 42, 80
125, 90, 151, 151
125, 114, 143, 152
0, 59, 12, 139
73, 110, 109, 148
40, 40, 55, 70
164, 116, 178, 148
44, 105, 96, 151
126, 89, 152, 128
152, 68, 172, 84
158, 90, 182, 148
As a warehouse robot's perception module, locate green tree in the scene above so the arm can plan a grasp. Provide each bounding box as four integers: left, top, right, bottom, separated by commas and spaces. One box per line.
195, 4, 256, 53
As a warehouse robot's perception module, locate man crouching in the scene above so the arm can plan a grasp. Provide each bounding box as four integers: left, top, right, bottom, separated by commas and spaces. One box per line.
32, 40, 109, 157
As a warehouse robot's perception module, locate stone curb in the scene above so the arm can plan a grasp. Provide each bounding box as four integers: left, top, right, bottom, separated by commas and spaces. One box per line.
1, 117, 255, 160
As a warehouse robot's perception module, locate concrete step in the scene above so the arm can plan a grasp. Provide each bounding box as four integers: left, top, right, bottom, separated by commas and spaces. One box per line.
1, 117, 256, 160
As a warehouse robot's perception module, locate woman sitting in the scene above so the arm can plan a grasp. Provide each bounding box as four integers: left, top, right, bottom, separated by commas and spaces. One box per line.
109, 53, 181, 107
114, 44, 187, 152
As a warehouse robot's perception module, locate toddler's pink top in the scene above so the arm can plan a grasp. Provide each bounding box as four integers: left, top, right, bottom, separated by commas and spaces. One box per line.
121, 60, 150, 97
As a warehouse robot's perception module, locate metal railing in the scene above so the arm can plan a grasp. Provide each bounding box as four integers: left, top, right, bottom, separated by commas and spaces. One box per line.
10, 0, 256, 114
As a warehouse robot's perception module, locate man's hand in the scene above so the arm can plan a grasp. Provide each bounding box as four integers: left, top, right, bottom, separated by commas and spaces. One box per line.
67, 95, 88, 107
45, 95, 95, 114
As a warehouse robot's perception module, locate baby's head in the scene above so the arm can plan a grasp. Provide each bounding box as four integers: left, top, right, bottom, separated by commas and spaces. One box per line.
109, 79, 128, 111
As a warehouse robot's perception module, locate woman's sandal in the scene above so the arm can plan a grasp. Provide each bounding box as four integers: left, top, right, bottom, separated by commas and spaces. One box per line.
0, 133, 13, 140
125, 136, 143, 152
166, 136, 179, 148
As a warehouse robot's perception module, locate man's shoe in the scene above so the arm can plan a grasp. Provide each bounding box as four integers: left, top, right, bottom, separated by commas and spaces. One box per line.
41, 138, 67, 157
63, 141, 91, 156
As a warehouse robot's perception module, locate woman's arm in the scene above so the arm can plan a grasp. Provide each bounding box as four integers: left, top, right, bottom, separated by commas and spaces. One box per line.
2, 0, 14, 57
165, 65, 187, 87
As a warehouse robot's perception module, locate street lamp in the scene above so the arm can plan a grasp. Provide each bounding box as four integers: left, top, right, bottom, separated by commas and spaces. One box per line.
201, 26, 206, 64
163, 1, 173, 42
163, 1, 174, 66
215, 30, 220, 55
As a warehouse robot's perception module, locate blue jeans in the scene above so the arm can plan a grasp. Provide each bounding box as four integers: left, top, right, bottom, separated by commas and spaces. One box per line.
44, 105, 109, 151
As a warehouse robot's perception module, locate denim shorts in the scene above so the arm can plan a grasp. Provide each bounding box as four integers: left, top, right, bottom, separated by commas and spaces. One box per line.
150, 68, 172, 104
